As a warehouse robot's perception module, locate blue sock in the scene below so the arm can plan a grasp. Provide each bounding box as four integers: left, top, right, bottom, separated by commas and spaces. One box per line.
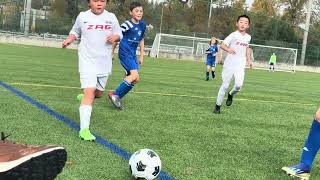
114, 80, 133, 99
300, 120, 320, 169
119, 83, 133, 99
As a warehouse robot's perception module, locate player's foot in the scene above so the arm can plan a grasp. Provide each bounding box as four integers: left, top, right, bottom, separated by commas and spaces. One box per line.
77, 94, 84, 101
206, 77, 209, 81
108, 91, 123, 110
282, 163, 310, 180
0, 132, 67, 180
226, 93, 233, 106
214, 104, 221, 114
79, 128, 96, 141
212, 75, 215, 79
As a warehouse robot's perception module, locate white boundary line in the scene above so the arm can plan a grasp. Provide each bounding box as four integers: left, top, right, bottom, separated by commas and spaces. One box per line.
9, 82, 316, 106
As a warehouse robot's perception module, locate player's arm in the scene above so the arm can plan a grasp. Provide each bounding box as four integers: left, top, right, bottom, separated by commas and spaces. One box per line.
107, 14, 123, 44
62, 34, 77, 48
246, 47, 253, 68
112, 42, 118, 61
220, 43, 235, 55
221, 33, 236, 54
139, 39, 145, 65
62, 13, 82, 48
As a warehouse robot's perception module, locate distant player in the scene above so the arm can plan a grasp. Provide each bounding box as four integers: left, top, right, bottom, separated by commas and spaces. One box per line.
282, 108, 320, 180
214, 15, 252, 114
205, 37, 219, 81
109, 2, 146, 109
62, 0, 122, 141
269, 52, 277, 72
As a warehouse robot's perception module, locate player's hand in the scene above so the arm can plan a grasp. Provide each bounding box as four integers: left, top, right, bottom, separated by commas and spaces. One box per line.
139, 56, 144, 66
107, 34, 120, 44
228, 48, 236, 55
62, 39, 71, 48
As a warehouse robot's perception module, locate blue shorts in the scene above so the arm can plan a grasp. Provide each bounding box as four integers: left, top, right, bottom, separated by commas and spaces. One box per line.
206, 59, 216, 67
119, 49, 139, 76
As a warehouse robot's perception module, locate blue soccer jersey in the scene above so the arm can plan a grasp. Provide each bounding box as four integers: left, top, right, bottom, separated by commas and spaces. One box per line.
119, 20, 146, 55
206, 45, 218, 66
118, 20, 146, 72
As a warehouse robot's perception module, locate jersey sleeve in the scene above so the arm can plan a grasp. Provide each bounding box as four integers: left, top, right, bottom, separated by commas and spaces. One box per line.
120, 20, 133, 33
223, 33, 234, 47
69, 13, 82, 39
111, 14, 123, 40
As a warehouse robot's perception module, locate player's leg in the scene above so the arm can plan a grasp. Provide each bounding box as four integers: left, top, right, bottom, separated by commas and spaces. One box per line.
282, 108, 320, 179
109, 56, 137, 109
226, 69, 244, 106
79, 74, 96, 141
272, 64, 275, 72
95, 75, 109, 98
269, 63, 272, 71
206, 65, 210, 81
214, 68, 233, 113
211, 65, 216, 79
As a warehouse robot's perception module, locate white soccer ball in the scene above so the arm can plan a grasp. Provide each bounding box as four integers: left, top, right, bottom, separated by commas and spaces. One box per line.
129, 149, 161, 180
179, 0, 188, 3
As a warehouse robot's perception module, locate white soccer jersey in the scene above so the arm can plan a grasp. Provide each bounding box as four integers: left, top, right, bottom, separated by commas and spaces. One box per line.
70, 10, 122, 75
223, 31, 251, 69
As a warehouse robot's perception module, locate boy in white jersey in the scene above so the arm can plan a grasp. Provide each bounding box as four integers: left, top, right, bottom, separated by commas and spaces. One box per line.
214, 15, 252, 114
62, 0, 122, 141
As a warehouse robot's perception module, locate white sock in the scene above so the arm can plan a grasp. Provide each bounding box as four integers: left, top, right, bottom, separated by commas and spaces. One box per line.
79, 105, 92, 130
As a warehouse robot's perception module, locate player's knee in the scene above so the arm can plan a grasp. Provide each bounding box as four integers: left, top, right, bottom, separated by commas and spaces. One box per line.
315, 108, 320, 122
234, 85, 242, 91
83, 94, 95, 104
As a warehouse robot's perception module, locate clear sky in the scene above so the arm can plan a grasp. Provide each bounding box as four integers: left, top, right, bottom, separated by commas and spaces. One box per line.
246, 0, 254, 7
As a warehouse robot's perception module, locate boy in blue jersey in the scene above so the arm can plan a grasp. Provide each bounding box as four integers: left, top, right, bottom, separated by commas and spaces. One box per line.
109, 2, 146, 109
205, 38, 219, 81
282, 108, 320, 180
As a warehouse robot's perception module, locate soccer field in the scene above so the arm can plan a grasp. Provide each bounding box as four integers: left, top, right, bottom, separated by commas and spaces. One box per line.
1, 43, 320, 180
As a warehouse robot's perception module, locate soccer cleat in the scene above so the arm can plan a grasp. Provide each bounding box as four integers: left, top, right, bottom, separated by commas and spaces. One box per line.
212, 75, 215, 79
226, 92, 233, 106
214, 104, 221, 114
282, 163, 310, 180
108, 91, 123, 110
0, 132, 67, 180
206, 77, 209, 81
79, 128, 96, 141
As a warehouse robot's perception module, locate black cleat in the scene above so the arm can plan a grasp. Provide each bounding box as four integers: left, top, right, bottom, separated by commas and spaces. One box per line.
226, 93, 233, 106
214, 104, 221, 114
212, 75, 215, 79
205, 77, 209, 81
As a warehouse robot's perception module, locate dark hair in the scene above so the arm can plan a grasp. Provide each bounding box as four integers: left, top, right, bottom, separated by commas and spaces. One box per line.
130, 2, 143, 11
237, 14, 250, 24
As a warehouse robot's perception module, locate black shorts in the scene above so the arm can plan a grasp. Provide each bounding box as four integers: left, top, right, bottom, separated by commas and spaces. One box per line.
269, 62, 274, 65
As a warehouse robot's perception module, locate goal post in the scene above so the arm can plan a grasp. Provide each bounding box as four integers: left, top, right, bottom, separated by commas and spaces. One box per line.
151, 33, 298, 72
249, 44, 298, 72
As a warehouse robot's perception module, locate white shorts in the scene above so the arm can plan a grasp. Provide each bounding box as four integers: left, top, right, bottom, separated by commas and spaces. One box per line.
80, 73, 109, 91
222, 68, 245, 87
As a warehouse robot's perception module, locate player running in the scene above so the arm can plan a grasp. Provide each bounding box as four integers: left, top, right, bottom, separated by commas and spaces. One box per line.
214, 15, 252, 114
62, 0, 122, 141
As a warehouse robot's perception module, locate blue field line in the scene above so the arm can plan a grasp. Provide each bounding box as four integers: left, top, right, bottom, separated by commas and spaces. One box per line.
0, 81, 175, 180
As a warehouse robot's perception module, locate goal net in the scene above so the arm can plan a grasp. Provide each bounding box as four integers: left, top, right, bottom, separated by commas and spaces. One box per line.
249, 44, 297, 72
151, 33, 298, 72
